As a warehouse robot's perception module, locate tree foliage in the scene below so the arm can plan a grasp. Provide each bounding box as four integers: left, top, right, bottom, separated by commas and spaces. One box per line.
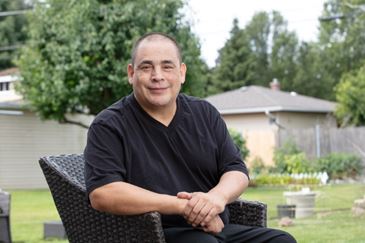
0, 0, 29, 69
210, 1, 365, 102
315, 0, 365, 100
228, 128, 249, 161
335, 65, 365, 126
17, 0, 207, 127
210, 12, 299, 95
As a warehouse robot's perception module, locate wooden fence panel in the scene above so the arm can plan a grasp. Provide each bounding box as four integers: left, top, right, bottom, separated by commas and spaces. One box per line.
278, 126, 365, 168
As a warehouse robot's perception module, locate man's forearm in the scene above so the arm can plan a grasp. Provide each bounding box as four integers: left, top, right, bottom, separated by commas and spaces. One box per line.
179, 170, 249, 227
208, 171, 249, 204
90, 181, 187, 215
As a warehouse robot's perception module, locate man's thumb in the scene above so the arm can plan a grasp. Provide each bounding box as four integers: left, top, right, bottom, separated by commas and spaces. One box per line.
177, 191, 192, 199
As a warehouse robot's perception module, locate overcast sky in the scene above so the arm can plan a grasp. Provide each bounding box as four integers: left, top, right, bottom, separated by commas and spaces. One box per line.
185, 0, 327, 67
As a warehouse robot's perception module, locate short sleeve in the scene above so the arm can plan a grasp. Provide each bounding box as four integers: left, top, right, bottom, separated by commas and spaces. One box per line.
84, 123, 127, 196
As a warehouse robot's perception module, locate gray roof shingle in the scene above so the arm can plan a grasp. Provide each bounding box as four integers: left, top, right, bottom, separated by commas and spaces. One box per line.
205, 85, 336, 114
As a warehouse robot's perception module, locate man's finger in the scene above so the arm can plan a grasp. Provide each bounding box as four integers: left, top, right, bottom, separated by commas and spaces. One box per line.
192, 204, 210, 226
188, 199, 206, 226
201, 207, 217, 226
183, 196, 199, 218
177, 191, 192, 200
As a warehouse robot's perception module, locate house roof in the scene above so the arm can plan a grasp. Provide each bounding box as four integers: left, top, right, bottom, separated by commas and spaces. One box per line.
0, 67, 19, 77
205, 85, 336, 115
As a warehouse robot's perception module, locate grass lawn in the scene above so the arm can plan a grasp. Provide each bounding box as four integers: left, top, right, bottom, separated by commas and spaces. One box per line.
243, 183, 365, 243
8, 183, 365, 243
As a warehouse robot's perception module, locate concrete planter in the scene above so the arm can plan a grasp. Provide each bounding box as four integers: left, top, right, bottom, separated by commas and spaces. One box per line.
284, 188, 316, 218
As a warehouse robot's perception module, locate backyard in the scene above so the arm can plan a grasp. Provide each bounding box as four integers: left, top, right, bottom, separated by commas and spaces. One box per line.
8, 183, 365, 243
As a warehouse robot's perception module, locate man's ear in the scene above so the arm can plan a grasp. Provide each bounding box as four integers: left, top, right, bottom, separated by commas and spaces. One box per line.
180, 63, 187, 84
127, 64, 134, 85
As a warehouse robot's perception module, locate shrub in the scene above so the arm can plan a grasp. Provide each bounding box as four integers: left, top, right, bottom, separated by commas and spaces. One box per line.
273, 140, 312, 174
250, 157, 267, 175
250, 173, 320, 186
315, 153, 363, 179
228, 128, 249, 161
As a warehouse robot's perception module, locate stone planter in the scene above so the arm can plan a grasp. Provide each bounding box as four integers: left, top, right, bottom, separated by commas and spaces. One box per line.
284, 188, 316, 218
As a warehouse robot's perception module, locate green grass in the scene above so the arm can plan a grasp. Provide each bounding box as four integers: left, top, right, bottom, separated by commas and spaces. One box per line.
10, 190, 66, 243
243, 183, 365, 243
8, 184, 365, 243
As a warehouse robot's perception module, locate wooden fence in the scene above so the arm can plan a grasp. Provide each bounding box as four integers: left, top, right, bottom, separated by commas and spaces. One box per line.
278, 126, 365, 166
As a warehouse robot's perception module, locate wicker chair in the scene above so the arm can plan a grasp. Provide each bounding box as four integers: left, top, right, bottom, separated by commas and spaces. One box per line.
39, 154, 267, 243
0, 191, 12, 243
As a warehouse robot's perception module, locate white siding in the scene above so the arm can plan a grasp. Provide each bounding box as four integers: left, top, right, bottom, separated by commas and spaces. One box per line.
0, 111, 91, 189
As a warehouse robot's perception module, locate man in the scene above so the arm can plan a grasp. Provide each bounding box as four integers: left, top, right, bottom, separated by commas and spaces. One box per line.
84, 32, 296, 243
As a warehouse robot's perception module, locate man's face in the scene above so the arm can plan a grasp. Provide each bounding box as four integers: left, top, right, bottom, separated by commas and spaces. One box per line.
127, 38, 187, 111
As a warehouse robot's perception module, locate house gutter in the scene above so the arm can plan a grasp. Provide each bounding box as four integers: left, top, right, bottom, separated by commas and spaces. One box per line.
218, 106, 335, 115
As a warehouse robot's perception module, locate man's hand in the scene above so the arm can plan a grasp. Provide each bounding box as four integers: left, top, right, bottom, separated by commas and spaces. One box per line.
201, 215, 224, 234
177, 191, 226, 227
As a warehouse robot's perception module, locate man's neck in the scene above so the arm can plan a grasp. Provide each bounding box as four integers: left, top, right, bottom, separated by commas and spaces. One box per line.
138, 100, 177, 127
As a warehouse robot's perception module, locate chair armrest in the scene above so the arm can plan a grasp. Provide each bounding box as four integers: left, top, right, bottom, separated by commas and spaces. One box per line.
228, 199, 267, 227
39, 157, 166, 243
89, 211, 166, 243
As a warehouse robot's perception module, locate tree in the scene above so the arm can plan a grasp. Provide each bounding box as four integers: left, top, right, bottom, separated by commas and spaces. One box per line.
0, 0, 29, 70
314, 0, 365, 100
269, 12, 299, 91
228, 128, 249, 161
209, 18, 251, 93
210, 12, 299, 95
335, 65, 365, 126
17, 0, 207, 127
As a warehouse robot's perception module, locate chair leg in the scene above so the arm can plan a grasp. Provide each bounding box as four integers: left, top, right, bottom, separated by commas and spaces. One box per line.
0, 215, 12, 243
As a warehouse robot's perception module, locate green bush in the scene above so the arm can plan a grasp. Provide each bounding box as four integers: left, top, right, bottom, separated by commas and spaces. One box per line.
228, 128, 249, 161
273, 140, 312, 174
250, 157, 267, 175
250, 173, 320, 186
315, 153, 363, 179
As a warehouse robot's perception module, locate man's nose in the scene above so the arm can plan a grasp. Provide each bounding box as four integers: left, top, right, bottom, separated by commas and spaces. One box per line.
151, 66, 164, 81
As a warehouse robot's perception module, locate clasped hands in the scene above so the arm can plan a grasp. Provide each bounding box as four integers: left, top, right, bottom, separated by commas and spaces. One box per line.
177, 191, 226, 234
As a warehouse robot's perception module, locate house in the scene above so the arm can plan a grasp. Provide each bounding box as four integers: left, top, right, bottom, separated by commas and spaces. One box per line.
0, 68, 91, 189
205, 81, 337, 166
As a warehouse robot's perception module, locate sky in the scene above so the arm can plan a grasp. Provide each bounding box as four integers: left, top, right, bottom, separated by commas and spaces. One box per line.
185, 0, 327, 67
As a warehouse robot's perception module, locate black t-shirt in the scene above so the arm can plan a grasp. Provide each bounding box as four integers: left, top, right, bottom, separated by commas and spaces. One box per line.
84, 93, 248, 227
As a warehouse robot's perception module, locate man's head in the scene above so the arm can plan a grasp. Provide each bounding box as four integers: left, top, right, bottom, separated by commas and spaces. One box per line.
131, 32, 182, 66
127, 32, 187, 112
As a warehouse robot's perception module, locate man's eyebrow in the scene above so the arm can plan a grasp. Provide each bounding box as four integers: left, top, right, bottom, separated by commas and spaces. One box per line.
161, 60, 176, 65
137, 60, 153, 67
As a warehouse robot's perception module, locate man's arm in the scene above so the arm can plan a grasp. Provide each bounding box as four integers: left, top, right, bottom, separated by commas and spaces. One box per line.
178, 171, 249, 227
90, 181, 188, 215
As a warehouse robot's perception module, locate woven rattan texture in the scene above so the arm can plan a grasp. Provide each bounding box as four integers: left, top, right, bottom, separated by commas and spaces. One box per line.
40, 154, 166, 243
39, 154, 267, 242
227, 199, 267, 227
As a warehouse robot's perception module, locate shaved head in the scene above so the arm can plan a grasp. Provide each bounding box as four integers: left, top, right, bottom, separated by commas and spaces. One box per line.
131, 32, 182, 66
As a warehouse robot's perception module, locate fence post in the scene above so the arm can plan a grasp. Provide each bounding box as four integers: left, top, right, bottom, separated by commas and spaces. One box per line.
315, 124, 321, 158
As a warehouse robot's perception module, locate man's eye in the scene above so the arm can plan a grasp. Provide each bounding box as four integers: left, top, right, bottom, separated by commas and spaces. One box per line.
164, 65, 174, 70
140, 65, 151, 70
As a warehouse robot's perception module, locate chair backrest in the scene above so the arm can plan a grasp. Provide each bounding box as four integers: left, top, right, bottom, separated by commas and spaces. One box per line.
42, 154, 86, 191
39, 154, 165, 243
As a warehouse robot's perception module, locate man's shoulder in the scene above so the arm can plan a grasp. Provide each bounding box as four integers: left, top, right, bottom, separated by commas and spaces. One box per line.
91, 95, 132, 126
179, 93, 211, 107
179, 93, 218, 113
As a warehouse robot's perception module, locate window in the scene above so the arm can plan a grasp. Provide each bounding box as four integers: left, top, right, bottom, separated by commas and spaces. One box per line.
0, 82, 10, 91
